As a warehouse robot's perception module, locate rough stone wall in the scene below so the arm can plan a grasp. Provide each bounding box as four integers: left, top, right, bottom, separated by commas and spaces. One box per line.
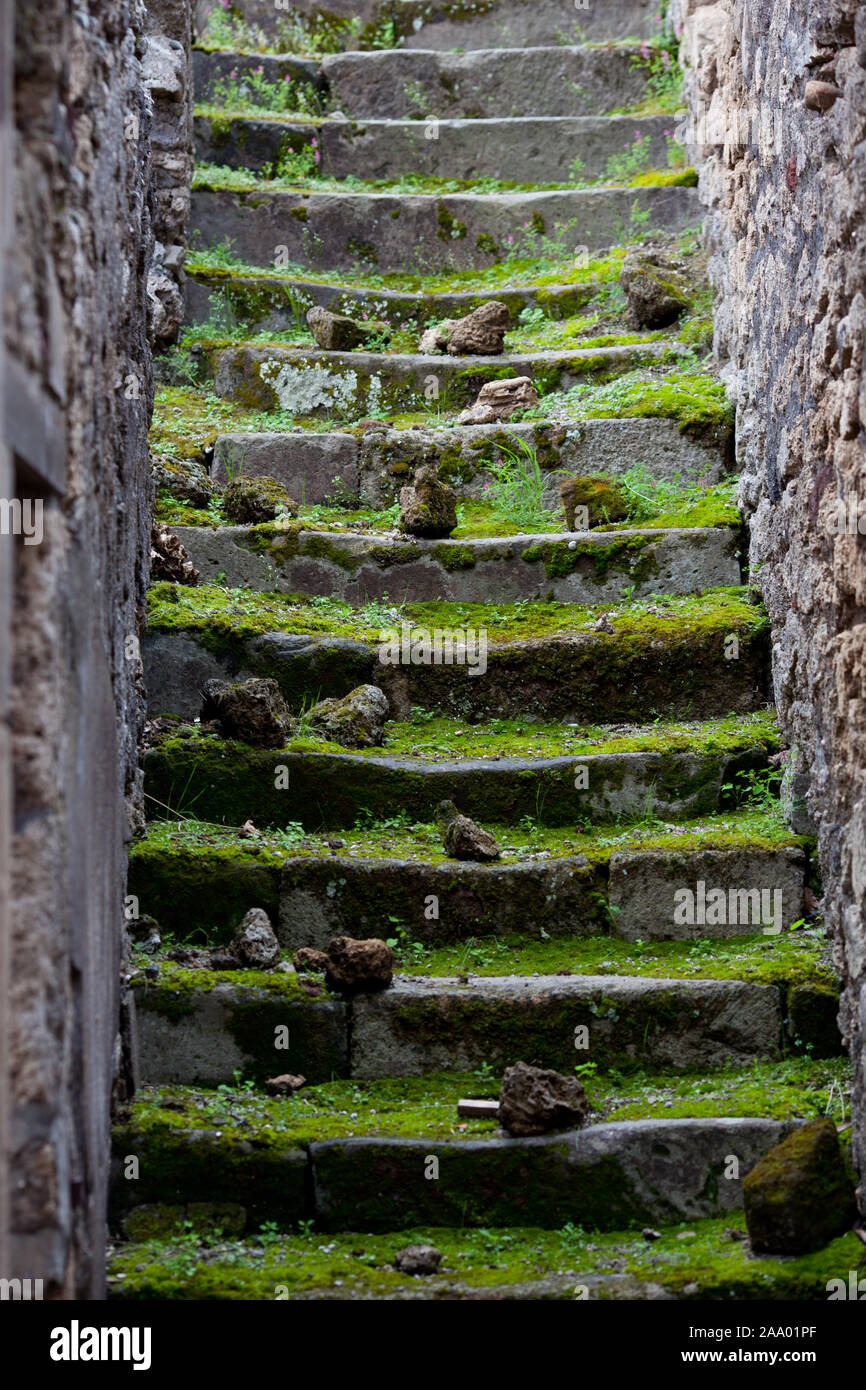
2, 0, 156, 1297
678, 0, 866, 1200
143, 0, 193, 343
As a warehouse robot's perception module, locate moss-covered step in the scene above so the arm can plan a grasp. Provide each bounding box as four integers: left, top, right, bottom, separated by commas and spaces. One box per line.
106, 1215, 865, 1301
191, 49, 325, 105
142, 585, 771, 723
141, 730, 770, 833
167, 524, 742, 605
190, 184, 701, 272
185, 266, 610, 333
132, 965, 348, 1085
348, 974, 786, 1078
198, 342, 675, 418
207, 420, 729, 509
310, 1118, 798, 1233
131, 965, 783, 1084
197, 0, 665, 55
195, 114, 675, 184
319, 45, 653, 120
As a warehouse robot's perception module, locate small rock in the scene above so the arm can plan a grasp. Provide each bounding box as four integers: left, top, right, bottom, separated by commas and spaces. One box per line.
743, 1117, 856, 1254
725, 1228, 747, 1241
619, 249, 690, 329
394, 1244, 442, 1276
307, 306, 367, 351
498, 1061, 589, 1136
222, 476, 299, 525
230, 908, 281, 969
594, 615, 615, 634
805, 79, 842, 112
642, 1228, 662, 1242
264, 1073, 307, 1095
675, 1232, 697, 1240
447, 301, 510, 356
128, 913, 162, 953
308, 684, 389, 748
324, 936, 394, 995
328, 838, 346, 850
419, 320, 459, 354
151, 455, 214, 509
293, 946, 329, 973
437, 799, 501, 862
150, 523, 199, 585
559, 475, 629, 529
200, 677, 290, 748
399, 464, 458, 538
457, 375, 539, 424
144, 964, 160, 980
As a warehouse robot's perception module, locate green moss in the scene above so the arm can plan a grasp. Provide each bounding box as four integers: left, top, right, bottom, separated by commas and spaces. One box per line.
436, 202, 467, 242
432, 543, 476, 571
521, 536, 657, 583
107, 1216, 864, 1300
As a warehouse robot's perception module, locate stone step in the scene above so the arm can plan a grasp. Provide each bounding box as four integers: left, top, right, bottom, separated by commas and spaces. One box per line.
185, 267, 609, 331
197, 0, 664, 53
110, 1086, 798, 1233
142, 584, 770, 723
318, 46, 653, 119
167, 523, 742, 606
107, 1212, 861, 1300
141, 727, 770, 832
194, 114, 674, 184
192, 47, 653, 121
130, 808, 814, 948
207, 421, 730, 509
190, 184, 701, 272
198, 341, 676, 417
132, 967, 787, 1084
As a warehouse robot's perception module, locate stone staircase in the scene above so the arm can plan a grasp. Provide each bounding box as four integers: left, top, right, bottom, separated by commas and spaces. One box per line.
109, 0, 858, 1299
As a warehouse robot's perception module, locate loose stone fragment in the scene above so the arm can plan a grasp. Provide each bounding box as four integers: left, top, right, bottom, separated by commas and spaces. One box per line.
399, 463, 458, 537
559, 475, 629, 529
619, 248, 690, 329
437, 799, 501, 862
447, 301, 511, 355
150, 523, 200, 585
308, 684, 389, 748
324, 936, 394, 995
231, 908, 281, 969
419, 319, 459, 354
805, 80, 842, 112
498, 1060, 589, 1136
151, 455, 214, 509
265, 1073, 307, 1094
394, 1245, 443, 1275
307, 306, 367, 351
222, 476, 298, 524
457, 376, 539, 424
743, 1117, 856, 1253
293, 946, 329, 973
200, 677, 290, 748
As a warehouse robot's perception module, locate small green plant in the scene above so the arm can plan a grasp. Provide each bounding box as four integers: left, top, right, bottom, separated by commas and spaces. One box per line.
484, 434, 559, 530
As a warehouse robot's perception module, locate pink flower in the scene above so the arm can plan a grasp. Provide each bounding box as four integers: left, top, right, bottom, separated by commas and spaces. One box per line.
284, 74, 292, 82
640, 41, 650, 60
229, 68, 237, 79
506, 234, 514, 244
254, 66, 264, 75
634, 130, 642, 141
662, 50, 671, 69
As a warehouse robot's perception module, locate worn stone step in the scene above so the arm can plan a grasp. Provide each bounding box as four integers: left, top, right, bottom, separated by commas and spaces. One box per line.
310, 1119, 796, 1233
195, 114, 675, 184
198, 341, 676, 417
109, 1083, 798, 1233
130, 799, 816, 948
318, 46, 653, 119
207, 421, 730, 508
350, 975, 784, 1077
190, 184, 701, 272
132, 966, 786, 1084
185, 267, 611, 331
192, 48, 325, 104
141, 727, 769, 832
107, 1213, 862, 1300
197, 0, 664, 53
167, 524, 742, 605
133, 966, 349, 1087
142, 584, 770, 723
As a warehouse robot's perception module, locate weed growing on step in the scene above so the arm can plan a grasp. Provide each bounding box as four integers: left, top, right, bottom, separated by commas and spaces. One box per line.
483, 434, 560, 531
204, 70, 323, 118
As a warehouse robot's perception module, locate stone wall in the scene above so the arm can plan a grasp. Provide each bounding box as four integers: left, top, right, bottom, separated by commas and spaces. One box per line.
678, 0, 866, 1201
0, 0, 157, 1297
144, 0, 193, 343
